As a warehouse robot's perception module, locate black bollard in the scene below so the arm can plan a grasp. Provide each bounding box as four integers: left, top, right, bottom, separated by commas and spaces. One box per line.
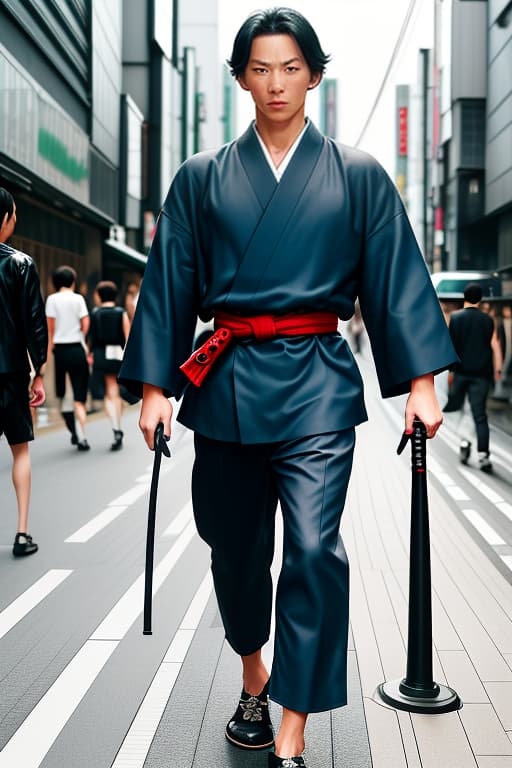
377, 419, 461, 713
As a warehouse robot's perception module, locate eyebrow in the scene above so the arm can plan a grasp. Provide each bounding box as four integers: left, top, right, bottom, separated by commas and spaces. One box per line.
250, 57, 302, 67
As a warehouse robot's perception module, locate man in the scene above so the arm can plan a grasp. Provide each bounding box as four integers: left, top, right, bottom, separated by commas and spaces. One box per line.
120, 9, 456, 767
444, 282, 503, 473
0, 188, 47, 556
46, 266, 90, 451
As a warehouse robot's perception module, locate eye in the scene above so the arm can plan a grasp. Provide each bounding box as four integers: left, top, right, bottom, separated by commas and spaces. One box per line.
286, 66, 299, 73
253, 67, 268, 74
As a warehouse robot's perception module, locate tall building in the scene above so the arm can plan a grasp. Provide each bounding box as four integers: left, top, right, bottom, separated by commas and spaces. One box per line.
0, 0, 223, 409
486, 0, 512, 274
432, 0, 511, 273
0, 2, 116, 300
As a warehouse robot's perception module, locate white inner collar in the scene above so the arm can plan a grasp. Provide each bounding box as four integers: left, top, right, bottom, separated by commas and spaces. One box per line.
253, 120, 309, 182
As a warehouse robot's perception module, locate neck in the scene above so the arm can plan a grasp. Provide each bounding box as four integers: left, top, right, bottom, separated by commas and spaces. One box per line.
464, 302, 480, 308
254, 111, 306, 156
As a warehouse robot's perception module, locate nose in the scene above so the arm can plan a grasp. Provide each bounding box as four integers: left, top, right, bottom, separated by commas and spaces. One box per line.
268, 73, 284, 94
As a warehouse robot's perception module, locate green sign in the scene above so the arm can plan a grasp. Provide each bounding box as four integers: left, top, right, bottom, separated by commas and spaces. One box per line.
38, 128, 89, 182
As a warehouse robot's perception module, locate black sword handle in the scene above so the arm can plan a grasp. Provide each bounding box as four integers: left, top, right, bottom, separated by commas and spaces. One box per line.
143, 422, 171, 635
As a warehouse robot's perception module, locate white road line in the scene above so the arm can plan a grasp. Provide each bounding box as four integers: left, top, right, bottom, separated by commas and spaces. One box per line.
462, 509, 506, 546
0, 570, 72, 640
112, 571, 213, 768
0, 639, 118, 768
458, 466, 505, 504
501, 556, 512, 571
0, 521, 198, 766
91, 520, 196, 640
497, 502, 512, 523
427, 463, 470, 500
162, 500, 193, 537
65, 506, 128, 543
108, 484, 150, 507
445, 486, 471, 501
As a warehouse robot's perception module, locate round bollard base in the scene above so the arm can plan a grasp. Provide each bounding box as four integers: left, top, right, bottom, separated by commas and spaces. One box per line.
377, 679, 461, 714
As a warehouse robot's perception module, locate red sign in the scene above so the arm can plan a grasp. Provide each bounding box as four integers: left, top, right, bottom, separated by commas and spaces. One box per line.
398, 107, 408, 156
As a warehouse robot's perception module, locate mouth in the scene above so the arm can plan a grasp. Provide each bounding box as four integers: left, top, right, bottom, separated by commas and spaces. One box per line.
268, 101, 288, 107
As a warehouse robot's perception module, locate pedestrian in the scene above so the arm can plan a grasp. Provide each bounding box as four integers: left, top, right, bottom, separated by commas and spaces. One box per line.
0, 188, 47, 557
45, 266, 91, 451
88, 280, 130, 450
443, 282, 503, 472
119, 9, 456, 767
498, 304, 512, 384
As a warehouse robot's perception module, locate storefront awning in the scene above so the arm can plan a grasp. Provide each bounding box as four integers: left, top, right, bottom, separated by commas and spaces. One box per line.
104, 238, 148, 269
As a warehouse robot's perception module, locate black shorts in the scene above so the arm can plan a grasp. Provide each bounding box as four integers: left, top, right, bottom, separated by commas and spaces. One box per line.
0, 372, 34, 445
53, 343, 89, 403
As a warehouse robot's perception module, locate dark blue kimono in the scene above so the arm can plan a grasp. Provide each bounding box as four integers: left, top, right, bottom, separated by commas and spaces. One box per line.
120, 121, 455, 443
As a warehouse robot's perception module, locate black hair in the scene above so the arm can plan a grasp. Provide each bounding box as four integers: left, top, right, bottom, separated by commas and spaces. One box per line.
52, 265, 77, 290
0, 187, 15, 224
228, 7, 330, 78
464, 282, 483, 304
96, 280, 118, 302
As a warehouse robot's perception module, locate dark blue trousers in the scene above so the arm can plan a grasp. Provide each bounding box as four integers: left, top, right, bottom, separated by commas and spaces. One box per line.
444, 373, 491, 453
192, 429, 355, 713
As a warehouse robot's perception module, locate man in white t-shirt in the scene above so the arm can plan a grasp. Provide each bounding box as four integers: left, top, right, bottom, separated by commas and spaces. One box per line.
45, 266, 90, 450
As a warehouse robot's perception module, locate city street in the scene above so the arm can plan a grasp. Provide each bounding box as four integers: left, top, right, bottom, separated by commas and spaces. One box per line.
1, 357, 512, 768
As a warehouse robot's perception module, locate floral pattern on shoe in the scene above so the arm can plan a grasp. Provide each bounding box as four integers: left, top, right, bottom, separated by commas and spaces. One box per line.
240, 695, 264, 722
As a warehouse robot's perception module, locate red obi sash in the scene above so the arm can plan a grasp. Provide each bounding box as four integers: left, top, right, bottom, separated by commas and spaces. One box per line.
180, 311, 339, 387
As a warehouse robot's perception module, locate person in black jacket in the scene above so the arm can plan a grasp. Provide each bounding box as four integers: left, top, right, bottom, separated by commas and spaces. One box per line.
0, 188, 47, 556
444, 283, 503, 472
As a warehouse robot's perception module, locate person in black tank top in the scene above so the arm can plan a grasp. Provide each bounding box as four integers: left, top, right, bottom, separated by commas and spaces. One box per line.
88, 281, 130, 450
444, 283, 503, 472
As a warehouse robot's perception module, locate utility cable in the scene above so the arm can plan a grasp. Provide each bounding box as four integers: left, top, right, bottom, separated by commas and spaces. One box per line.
355, 0, 420, 148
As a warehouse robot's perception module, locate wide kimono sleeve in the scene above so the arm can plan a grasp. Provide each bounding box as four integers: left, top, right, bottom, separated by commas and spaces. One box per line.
119, 164, 200, 399
357, 160, 457, 398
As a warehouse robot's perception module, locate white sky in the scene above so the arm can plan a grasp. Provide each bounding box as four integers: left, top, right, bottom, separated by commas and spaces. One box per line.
218, 0, 435, 176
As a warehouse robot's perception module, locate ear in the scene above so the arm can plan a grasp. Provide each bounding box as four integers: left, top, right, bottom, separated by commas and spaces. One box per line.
307, 72, 322, 91
236, 75, 250, 92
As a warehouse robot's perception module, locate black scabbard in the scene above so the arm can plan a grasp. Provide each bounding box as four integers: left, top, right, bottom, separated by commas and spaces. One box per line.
143, 422, 171, 635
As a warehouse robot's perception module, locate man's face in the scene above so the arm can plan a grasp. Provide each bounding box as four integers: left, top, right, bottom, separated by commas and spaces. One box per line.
237, 34, 321, 125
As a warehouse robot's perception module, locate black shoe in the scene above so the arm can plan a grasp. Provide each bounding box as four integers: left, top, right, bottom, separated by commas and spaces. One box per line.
459, 440, 471, 465
77, 439, 90, 451
111, 430, 123, 451
268, 754, 306, 768
13, 533, 38, 557
226, 681, 274, 750
478, 452, 493, 474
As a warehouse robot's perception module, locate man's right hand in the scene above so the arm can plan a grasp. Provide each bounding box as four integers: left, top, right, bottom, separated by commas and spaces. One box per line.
139, 383, 173, 450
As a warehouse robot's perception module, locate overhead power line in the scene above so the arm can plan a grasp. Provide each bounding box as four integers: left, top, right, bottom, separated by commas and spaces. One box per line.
355, 0, 420, 148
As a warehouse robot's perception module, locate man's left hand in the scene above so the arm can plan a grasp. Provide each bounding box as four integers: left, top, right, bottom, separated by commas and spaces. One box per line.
29, 375, 45, 407
405, 373, 442, 439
